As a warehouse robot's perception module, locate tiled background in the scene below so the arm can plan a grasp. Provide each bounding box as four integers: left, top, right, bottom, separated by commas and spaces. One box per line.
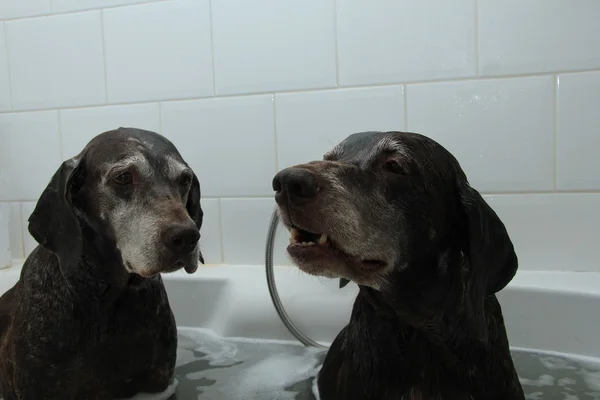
0, 0, 599, 271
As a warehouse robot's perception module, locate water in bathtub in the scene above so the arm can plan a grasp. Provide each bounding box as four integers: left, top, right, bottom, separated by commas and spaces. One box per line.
125, 328, 600, 400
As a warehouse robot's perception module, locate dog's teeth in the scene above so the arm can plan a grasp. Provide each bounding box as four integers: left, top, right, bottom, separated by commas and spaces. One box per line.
317, 234, 328, 245
290, 228, 301, 244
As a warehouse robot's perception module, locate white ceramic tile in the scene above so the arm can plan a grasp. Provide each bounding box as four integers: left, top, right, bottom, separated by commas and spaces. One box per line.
103, 0, 214, 103
336, 0, 476, 86
556, 72, 600, 191
8, 202, 22, 260
0, 24, 11, 112
5, 12, 105, 110
0, 111, 61, 201
220, 198, 289, 266
406, 76, 555, 192
276, 86, 405, 168
52, 0, 154, 13
479, 0, 600, 76
0, 203, 11, 268
198, 198, 222, 265
486, 194, 600, 272
21, 202, 37, 258
161, 95, 276, 197
0, 0, 50, 19
60, 103, 161, 160
211, 0, 336, 95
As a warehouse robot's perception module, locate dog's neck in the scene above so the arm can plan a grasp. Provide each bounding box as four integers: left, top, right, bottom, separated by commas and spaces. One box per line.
353, 285, 475, 361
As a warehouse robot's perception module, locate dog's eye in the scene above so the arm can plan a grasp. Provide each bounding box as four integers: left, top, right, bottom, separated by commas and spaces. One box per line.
383, 160, 405, 175
179, 173, 192, 187
113, 172, 133, 185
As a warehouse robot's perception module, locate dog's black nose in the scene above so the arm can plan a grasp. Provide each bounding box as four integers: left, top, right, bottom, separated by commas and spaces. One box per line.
163, 224, 200, 255
272, 167, 319, 206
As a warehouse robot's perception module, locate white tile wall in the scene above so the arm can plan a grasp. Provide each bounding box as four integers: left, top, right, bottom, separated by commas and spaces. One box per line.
478, 0, 600, 76
0, 0, 51, 20
0, 24, 11, 111
198, 199, 222, 265
20, 202, 37, 257
337, 0, 476, 86
59, 103, 161, 159
0, 203, 11, 268
103, 0, 214, 103
211, 0, 336, 95
406, 76, 555, 192
486, 194, 600, 272
161, 95, 276, 197
0, 0, 598, 271
0, 111, 61, 201
556, 71, 600, 191
276, 86, 405, 168
52, 0, 154, 13
5, 11, 106, 110
8, 202, 22, 260
220, 198, 288, 266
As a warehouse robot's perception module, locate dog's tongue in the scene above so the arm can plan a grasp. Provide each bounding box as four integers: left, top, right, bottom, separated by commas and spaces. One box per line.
184, 264, 198, 274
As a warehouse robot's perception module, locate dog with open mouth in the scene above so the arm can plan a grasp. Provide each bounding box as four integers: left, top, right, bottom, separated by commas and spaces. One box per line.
273, 131, 525, 400
0, 127, 204, 400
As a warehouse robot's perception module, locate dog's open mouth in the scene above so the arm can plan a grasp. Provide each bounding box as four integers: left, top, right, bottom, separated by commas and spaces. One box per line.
289, 227, 328, 247
287, 227, 386, 272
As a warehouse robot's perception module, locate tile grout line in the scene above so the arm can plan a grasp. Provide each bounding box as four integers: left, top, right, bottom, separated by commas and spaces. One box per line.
100, 9, 109, 104
5, 189, 600, 203
2, 22, 14, 111
0, 0, 171, 22
272, 95, 279, 172
57, 110, 64, 160
553, 74, 559, 191
2, 68, 600, 115
217, 198, 225, 264
332, 0, 340, 87
474, 0, 480, 76
403, 84, 409, 131
158, 102, 163, 134
18, 203, 26, 259
207, 0, 217, 96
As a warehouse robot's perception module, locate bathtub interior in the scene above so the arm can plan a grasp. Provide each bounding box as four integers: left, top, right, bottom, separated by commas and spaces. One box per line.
1, 264, 599, 399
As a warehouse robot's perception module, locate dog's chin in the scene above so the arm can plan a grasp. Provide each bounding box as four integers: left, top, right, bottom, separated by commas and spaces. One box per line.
162, 259, 198, 275
127, 257, 198, 278
286, 226, 388, 285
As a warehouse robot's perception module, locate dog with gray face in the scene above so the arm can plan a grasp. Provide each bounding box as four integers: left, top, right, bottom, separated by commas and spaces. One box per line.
0, 127, 204, 400
273, 131, 525, 400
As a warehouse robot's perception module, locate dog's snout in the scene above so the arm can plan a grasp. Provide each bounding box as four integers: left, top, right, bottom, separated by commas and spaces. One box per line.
273, 167, 319, 205
163, 223, 200, 255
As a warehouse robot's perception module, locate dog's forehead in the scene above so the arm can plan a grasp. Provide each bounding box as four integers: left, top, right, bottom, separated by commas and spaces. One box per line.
326, 131, 409, 162
81, 130, 186, 175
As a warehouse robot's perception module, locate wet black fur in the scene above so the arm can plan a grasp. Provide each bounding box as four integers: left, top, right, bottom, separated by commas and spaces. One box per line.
316, 132, 525, 400
0, 128, 203, 400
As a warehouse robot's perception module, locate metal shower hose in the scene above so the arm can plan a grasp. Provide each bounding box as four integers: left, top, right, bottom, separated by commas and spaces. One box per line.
265, 209, 327, 349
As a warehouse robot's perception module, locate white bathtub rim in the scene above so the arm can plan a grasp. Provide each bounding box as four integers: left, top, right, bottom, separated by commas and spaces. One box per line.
2, 262, 600, 296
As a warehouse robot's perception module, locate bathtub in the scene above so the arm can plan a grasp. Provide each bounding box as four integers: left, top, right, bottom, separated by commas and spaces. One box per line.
2, 262, 598, 359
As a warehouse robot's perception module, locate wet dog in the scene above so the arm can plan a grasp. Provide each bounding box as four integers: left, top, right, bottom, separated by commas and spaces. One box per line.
0, 128, 204, 399
273, 131, 525, 399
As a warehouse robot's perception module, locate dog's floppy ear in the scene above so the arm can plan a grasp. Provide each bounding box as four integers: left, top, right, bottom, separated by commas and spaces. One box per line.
186, 173, 204, 264
28, 157, 85, 278
458, 182, 518, 343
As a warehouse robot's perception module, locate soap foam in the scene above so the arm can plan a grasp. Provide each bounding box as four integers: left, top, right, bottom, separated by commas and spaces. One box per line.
115, 378, 178, 400
220, 353, 321, 400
